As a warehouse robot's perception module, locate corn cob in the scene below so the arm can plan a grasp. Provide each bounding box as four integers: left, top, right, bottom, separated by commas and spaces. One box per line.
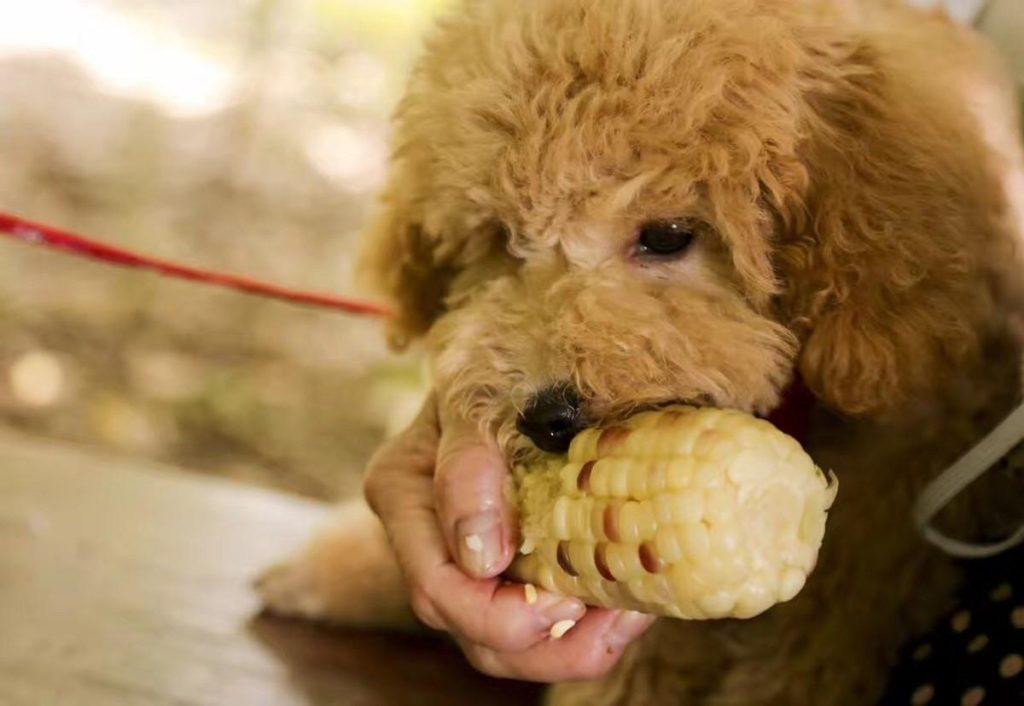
509, 406, 836, 620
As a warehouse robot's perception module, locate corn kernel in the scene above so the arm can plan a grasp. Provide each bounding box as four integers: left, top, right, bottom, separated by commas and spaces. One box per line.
609, 460, 631, 497
779, 566, 807, 602
551, 496, 572, 540
561, 462, 585, 496
680, 521, 711, 563
697, 590, 736, 619
655, 525, 685, 563
590, 460, 611, 497
550, 619, 576, 639
704, 486, 739, 524
618, 501, 656, 542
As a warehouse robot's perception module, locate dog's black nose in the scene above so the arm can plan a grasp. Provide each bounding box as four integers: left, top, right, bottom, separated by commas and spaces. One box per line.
517, 386, 585, 454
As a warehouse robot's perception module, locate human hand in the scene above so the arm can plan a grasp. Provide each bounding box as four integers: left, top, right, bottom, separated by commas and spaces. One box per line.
363, 396, 656, 681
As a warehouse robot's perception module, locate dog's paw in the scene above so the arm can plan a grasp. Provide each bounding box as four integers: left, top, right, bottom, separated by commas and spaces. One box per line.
254, 500, 416, 629
255, 555, 330, 620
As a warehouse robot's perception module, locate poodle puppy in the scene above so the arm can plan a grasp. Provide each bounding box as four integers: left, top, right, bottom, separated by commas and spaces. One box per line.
262, 0, 1024, 703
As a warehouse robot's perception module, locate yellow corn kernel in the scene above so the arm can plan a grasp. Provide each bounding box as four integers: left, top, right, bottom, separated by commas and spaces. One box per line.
509, 406, 837, 620
617, 501, 657, 542
654, 525, 685, 563
589, 460, 611, 497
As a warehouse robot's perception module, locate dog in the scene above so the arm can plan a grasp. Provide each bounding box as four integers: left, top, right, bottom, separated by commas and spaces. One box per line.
259, 1, 1024, 703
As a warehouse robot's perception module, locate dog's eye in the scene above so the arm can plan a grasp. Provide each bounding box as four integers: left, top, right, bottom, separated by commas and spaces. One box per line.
636, 221, 696, 258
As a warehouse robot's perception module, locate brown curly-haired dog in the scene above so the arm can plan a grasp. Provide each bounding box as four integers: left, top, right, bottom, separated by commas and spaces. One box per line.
262, 0, 1024, 703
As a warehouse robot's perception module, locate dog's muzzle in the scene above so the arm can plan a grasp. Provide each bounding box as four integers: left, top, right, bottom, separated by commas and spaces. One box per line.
517, 384, 587, 454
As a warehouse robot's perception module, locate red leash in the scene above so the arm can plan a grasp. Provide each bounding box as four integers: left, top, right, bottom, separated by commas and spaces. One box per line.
0, 211, 392, 319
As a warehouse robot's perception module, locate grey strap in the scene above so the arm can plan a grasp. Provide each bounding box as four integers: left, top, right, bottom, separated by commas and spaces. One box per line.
913, 402, 1024, 558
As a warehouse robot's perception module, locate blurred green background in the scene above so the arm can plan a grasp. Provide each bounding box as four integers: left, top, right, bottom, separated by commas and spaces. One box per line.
0, 0, 451, 500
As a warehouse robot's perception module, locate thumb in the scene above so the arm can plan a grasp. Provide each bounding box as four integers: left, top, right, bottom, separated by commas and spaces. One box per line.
434, 412, 516, 580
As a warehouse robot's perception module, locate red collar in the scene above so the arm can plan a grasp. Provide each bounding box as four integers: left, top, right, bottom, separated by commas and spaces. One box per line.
763, 375, 815, 445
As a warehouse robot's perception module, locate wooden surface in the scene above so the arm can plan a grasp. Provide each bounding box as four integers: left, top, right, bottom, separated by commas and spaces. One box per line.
0, 431, 541, 706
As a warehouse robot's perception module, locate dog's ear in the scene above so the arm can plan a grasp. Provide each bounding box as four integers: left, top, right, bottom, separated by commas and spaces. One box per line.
358, 176, 458, 350
780, 40, 1001, 417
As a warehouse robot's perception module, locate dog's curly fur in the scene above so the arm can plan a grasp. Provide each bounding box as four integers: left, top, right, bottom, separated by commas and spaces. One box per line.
263, 1, 1024, 703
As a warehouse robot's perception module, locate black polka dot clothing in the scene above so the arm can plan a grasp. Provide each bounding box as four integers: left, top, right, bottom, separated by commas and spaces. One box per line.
882, 548, 1023, 706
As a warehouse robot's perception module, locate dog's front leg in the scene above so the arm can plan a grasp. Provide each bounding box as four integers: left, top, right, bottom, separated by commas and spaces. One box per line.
256, 498, 417, 629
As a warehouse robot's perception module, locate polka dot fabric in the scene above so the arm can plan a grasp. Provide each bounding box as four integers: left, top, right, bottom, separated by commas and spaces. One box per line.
883, 548, 1023, 705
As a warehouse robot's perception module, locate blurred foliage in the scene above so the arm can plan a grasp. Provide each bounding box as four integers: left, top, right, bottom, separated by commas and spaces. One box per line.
0, 0, 436, 500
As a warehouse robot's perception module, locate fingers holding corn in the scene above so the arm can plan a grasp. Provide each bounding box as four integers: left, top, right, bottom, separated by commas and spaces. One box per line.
456, 608, 656, 682
509, 406, 837, 620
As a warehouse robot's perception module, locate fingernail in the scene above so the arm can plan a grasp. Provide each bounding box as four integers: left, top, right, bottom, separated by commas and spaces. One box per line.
607, 610, 655, 648
527, 591, 585, 630
456, 510, 502, 577
550, 619, 577, 640
542, 598, 586, 625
